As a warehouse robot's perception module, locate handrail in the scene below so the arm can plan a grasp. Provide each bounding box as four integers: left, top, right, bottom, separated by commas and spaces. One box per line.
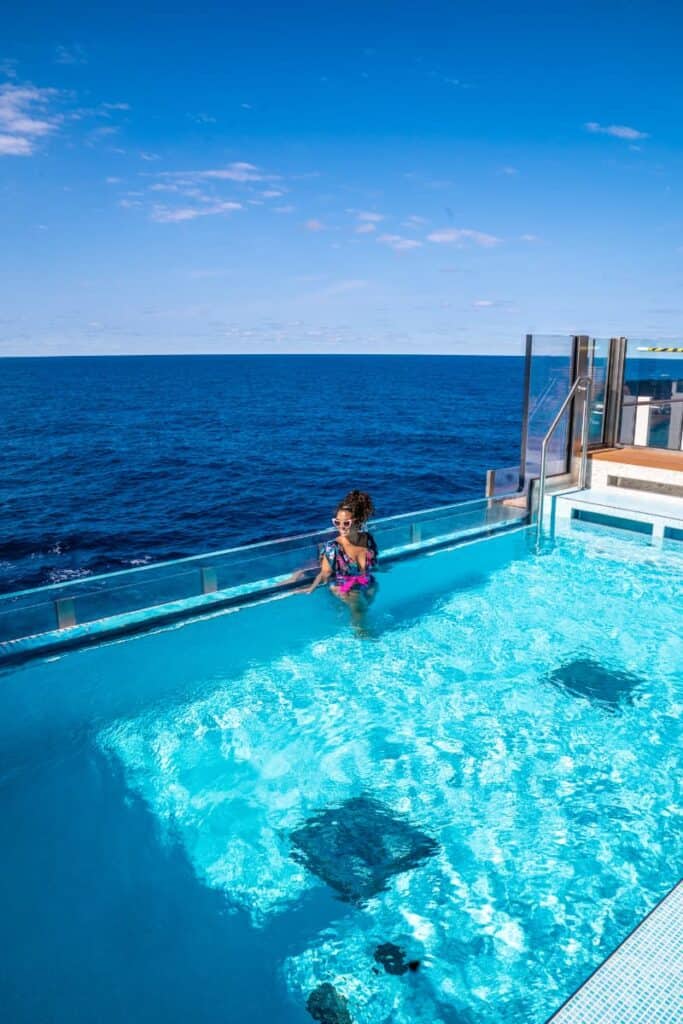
535, 376, 592, 550
622, 394, 683, 405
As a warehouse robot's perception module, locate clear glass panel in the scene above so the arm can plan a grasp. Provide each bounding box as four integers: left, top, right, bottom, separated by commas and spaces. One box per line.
0, 497, 528, 651
524, 335, 575, 481
620, 341, 683, 450
647, 400, 683, 449
623, 340, 683, 398
487, 466, 523, 497
587, 338, 610, 444
619, 395, 637, 445
0, 597, 58, 645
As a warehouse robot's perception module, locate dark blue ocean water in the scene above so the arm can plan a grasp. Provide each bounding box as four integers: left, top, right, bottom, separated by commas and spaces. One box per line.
0, 356, 526, 594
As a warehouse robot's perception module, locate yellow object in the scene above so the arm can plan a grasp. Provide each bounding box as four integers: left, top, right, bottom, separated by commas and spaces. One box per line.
636, 346, 683, 353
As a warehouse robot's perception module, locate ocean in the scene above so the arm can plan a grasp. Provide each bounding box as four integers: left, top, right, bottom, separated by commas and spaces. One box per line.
0, 355, 524, 594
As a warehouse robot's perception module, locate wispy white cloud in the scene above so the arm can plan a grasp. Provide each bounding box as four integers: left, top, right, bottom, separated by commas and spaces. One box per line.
156, 161, 274, 183
105, 176, 122, 184
349, 209, 384, 234
0, 133, 32, 155
0, 82, 61, 155
0, 81, 131, 156
54, 44, 87, 65
585, 121, 649, 140
150, 200, 242, 223
189, 112, 216, 124
273, 204, 295, 213
520, 233, 540, 242
472, 298, 519, 312
304, 218, 326, 231
87, 124, 119, 144
307, 279, 368, 299
403, 214, 428, 227
427, 227, 501, 247
426, 69, 471, 89
139, 151, 161, 161
404, 171, 456, 190
262, 188, 285, 198
377, 233, 422, 252
500, 165, 518, 175
187, 268, 233, 279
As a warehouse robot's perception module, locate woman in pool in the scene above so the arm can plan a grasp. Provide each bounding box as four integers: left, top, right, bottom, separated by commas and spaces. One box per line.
306, 490, 378, 604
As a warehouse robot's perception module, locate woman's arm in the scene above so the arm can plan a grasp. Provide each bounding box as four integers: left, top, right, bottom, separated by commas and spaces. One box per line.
306, 554, 333, 594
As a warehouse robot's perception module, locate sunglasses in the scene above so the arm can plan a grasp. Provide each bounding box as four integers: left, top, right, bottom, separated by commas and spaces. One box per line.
332, 517, 354, 528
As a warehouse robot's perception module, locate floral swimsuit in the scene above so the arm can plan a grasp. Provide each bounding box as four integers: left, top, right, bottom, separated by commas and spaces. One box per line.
321, 534, 378, 593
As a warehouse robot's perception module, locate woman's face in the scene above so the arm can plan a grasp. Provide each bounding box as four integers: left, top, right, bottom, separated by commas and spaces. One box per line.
332, 508, 354, 535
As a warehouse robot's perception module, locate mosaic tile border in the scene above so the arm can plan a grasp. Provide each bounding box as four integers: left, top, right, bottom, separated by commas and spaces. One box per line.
547, 881, 683, 1023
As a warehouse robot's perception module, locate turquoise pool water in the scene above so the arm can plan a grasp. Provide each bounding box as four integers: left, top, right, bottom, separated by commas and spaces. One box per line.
1, 525, 681, 1023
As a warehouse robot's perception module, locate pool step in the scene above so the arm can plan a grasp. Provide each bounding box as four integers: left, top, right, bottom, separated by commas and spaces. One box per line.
552, 486, 683, 542
588, 446, 683, 493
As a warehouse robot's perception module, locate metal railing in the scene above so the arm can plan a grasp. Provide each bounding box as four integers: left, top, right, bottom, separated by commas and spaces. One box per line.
535, 376, 592, 550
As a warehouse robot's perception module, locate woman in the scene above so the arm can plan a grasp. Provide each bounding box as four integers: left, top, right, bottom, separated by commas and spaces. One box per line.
306, 490, 378, 602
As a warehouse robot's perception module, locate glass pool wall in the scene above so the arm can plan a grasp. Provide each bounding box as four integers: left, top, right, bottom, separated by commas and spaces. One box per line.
0, 523, 681, 1024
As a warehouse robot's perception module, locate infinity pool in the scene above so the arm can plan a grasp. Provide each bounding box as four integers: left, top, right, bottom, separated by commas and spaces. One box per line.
1, 526, 681, 1023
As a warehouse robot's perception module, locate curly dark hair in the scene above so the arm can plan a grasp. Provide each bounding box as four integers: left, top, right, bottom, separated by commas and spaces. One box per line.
336, 489, 375, 524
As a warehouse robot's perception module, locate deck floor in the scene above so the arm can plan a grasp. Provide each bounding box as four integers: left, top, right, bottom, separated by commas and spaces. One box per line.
592, 447, 683, 472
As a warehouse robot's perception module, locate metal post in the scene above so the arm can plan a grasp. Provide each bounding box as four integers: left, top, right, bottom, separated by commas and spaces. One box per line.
485, 469, 495, 498
569, 336, 589, 472
200, 567, 218, 594
603, 337, 627, 448
55, 597, 76, 629
579, 379, 592, 488
634, 398, 650, 446
518, 334, 533, 490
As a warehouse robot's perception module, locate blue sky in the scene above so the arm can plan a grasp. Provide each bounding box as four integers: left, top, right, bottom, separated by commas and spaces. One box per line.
2, 1, 683, 354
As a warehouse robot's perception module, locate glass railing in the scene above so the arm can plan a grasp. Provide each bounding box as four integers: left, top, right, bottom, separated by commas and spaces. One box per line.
0, 496, 529, 659
622, 342, 683, 446
524, 335, 576, 480
620, 341, 683, 450
619, 394, 683, 450
587, 338, 610, 444
486, 465, 524, 497
485, 334, 577, 497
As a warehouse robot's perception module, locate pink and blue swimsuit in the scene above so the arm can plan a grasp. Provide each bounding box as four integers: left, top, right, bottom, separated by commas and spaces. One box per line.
321, 535, 378, 593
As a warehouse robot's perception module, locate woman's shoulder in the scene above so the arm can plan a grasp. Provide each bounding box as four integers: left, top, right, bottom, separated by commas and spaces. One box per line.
362, 531, 378, 556
321, 538, 339, 560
